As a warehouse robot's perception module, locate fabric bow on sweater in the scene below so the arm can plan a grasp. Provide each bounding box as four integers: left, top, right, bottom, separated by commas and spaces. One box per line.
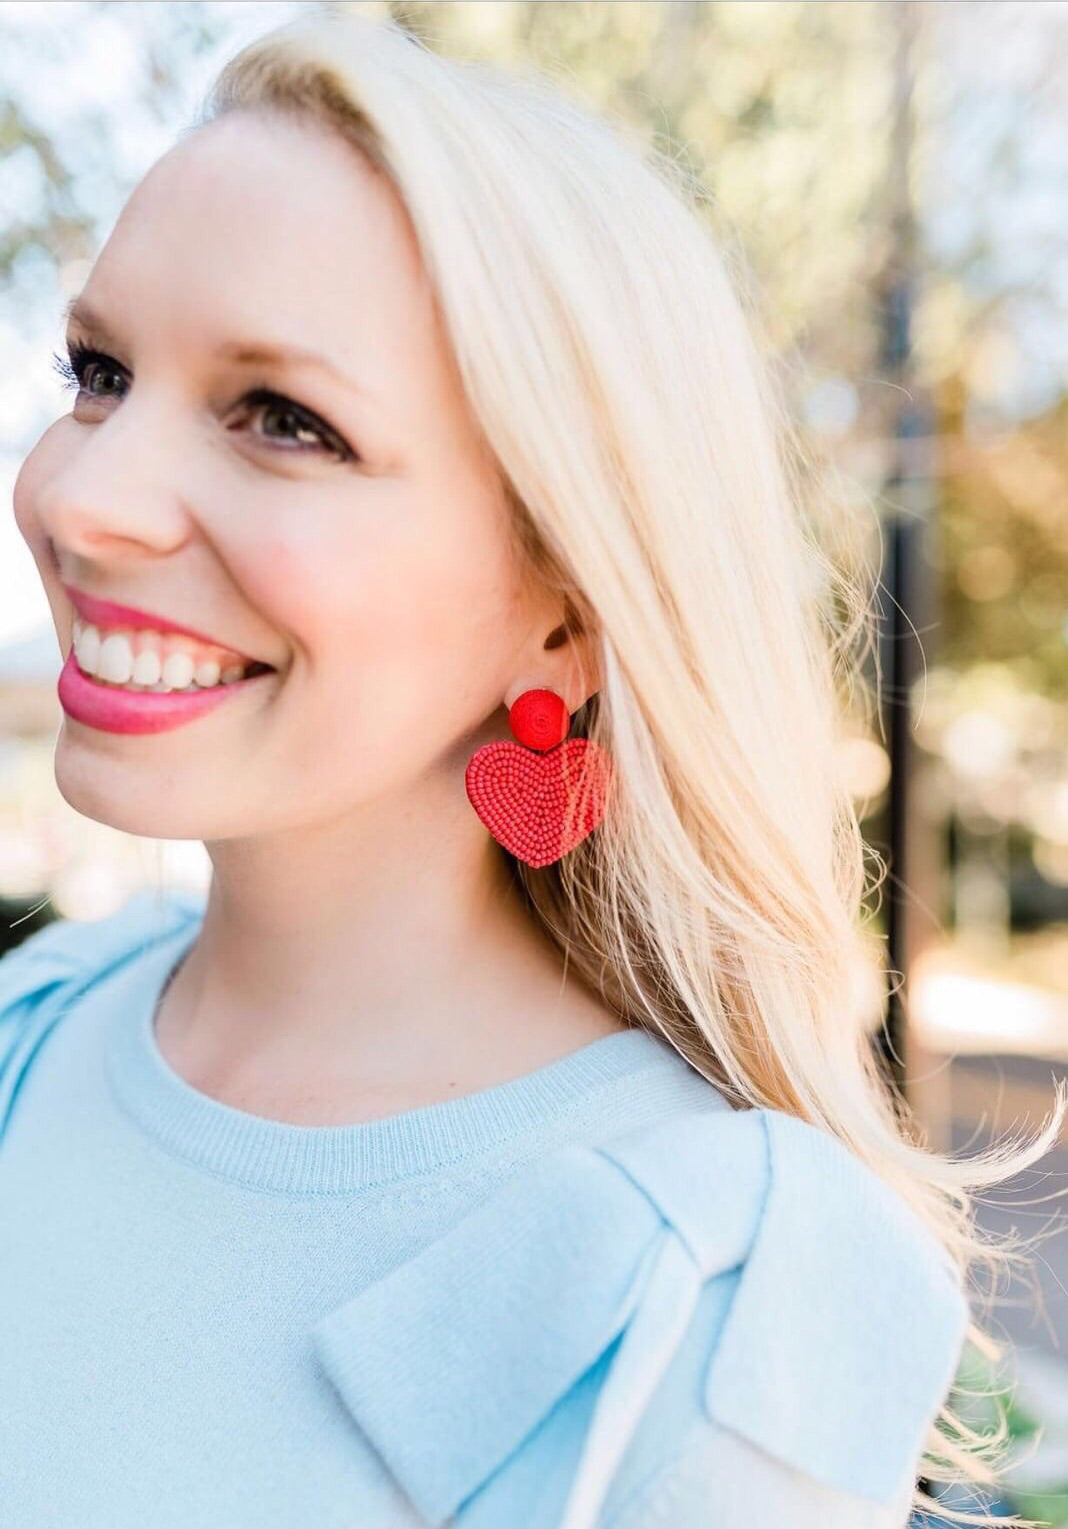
312, 1095, 971, 1528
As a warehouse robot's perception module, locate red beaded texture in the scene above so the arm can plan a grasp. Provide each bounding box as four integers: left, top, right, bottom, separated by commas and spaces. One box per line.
508, 688, 570, 751
465, 688, 612, 869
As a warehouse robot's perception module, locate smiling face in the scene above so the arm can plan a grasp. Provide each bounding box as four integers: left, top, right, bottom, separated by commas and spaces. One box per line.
14, 108, 580, 846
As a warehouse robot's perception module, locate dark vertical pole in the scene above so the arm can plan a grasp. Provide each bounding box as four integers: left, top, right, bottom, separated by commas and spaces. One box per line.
877, 12, 944, 1506
875, 3, 938, 1104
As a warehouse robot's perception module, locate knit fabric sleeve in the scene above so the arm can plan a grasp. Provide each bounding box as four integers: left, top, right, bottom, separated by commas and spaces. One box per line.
0, 890, 203, 1139
0, 915, 92, 1050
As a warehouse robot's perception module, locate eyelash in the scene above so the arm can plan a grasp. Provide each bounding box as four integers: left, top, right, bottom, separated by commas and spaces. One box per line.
50, 339, 358, 464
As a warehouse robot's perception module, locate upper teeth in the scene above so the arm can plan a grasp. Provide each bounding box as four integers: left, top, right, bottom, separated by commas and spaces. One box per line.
71, 618, 253, 691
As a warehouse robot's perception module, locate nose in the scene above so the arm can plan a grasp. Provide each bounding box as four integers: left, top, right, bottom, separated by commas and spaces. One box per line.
29, 392, 191, 564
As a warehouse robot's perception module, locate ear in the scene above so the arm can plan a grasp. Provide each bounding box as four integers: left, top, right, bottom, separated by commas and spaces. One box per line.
507, 606, 604, 717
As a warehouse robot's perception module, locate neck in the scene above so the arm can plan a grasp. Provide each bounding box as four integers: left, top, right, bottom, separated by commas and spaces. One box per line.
152, 816, 625, 1118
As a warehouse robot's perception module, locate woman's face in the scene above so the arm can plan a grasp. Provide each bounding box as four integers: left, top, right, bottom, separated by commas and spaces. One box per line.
14, 108, 574, 845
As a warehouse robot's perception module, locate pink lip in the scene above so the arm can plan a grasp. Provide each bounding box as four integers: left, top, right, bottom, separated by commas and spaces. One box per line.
61, 582, 253, 656
57, 649, 272, 736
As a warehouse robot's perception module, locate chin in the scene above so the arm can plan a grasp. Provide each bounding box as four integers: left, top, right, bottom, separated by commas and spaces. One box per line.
51, 742, 211, 842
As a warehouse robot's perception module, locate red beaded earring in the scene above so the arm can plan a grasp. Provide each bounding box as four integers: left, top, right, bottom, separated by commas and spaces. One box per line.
465, 688, 613, 868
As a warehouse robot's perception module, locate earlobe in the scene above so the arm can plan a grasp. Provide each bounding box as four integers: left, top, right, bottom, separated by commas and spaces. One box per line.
554, 630, 605, 716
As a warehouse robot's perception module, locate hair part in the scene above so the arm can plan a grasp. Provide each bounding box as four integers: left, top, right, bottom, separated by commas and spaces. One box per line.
196, 12, 1068, 1522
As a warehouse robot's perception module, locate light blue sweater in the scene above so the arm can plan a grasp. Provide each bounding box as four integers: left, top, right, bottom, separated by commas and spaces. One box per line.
0, 890, 970, 1528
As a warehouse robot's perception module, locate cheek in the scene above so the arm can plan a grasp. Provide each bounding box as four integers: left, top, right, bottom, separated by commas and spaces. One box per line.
258, 512, 521, 663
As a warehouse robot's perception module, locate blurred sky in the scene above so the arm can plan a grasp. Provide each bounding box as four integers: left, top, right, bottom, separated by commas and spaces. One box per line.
2, 0, 1067, 649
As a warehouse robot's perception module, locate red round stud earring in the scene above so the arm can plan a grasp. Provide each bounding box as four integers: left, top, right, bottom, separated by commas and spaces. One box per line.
464, 688, 613, 868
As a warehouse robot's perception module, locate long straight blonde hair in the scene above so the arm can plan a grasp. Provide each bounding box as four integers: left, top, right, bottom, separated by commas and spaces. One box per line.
195, 11, 1067, 1523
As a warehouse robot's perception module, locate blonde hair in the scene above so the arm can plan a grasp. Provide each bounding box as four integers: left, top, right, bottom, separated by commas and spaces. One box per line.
196, 11, 1067, 1524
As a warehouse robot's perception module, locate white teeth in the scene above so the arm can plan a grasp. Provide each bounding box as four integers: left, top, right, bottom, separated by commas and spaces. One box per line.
161, 651, 195, 690
73, 622, 101, 676
70, 618, 255, 693
98, 632, 134, 684
132, 647, 162, 686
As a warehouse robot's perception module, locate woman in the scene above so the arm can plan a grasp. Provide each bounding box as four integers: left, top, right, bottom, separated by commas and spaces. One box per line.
2, 11, 1061, 1527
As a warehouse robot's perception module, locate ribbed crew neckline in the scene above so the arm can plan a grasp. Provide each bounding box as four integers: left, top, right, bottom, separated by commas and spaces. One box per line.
103, 918, 683, 1195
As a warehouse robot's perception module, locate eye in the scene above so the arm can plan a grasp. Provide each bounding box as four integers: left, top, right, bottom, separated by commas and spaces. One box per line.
52, 340, 122, 398
50, 339, 359, 463
234, 389, 356, 461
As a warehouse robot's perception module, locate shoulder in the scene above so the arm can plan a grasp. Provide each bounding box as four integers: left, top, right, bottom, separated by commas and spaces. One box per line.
311, 1101, 970, 1528
0, 887, 204, 1129
0, 887, 202, 1024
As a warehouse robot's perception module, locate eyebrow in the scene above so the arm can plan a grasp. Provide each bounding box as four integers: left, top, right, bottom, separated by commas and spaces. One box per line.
63, 296, 385, 412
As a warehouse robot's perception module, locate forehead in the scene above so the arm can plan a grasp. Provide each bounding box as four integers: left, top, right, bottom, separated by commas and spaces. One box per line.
78, 109, 454, 407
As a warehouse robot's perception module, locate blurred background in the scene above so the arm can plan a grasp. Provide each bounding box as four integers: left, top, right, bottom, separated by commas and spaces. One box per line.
1, 2, 1066, 1519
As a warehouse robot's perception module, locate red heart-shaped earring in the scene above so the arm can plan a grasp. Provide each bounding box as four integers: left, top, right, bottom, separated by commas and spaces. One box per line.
465, 688, 613, 868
